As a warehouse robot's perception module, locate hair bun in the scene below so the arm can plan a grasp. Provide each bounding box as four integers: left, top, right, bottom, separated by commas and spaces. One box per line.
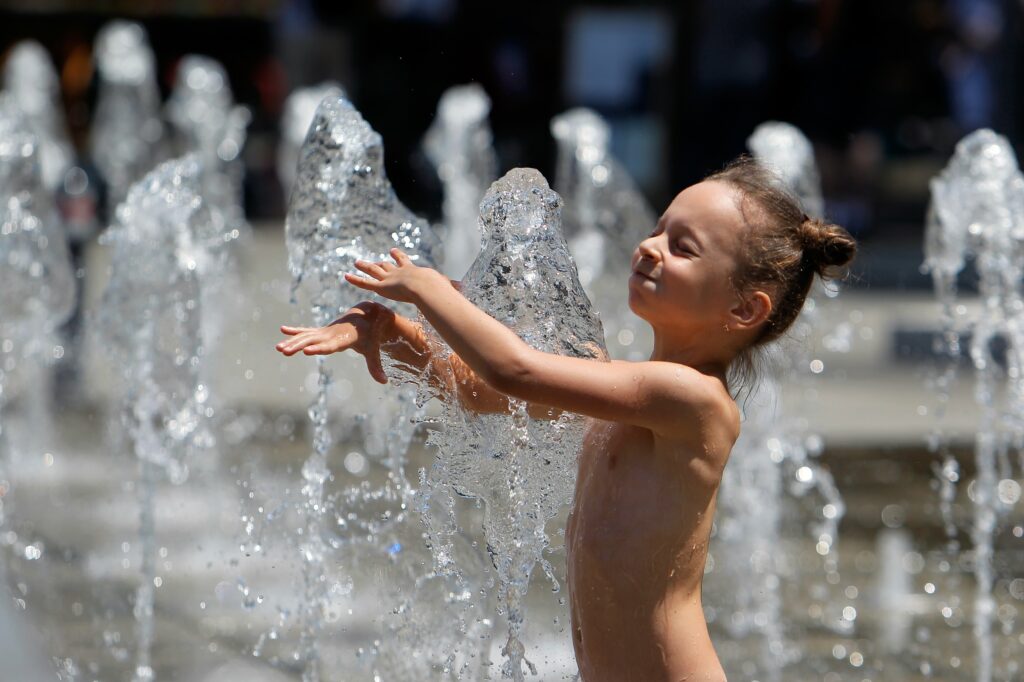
798, 215, 857, 275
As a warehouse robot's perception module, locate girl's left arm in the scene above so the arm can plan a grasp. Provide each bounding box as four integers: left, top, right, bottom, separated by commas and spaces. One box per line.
346, 250, 727, 440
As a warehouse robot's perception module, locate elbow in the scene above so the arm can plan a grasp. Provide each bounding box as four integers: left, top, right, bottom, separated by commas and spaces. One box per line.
482, 347, 536, 398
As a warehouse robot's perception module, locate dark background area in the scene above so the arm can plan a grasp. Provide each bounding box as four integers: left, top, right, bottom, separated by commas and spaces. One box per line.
2, 0, 1022, 290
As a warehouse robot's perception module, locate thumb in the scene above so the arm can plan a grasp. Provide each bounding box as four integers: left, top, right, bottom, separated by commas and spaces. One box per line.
364, 344, 388, 385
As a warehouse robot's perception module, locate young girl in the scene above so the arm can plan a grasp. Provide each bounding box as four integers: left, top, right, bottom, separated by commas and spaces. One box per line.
275, 156, 856, 681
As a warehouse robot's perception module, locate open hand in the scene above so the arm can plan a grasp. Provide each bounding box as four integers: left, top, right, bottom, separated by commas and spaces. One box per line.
275, 302, 392, 383
344, 248, 446, 304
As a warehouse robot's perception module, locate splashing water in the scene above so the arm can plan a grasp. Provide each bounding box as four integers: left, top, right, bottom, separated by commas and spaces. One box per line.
0, 95, 75, 562
423, 83, 498, 279
923, 128, 1024, 682
166, 55, 251, 240
97, 155, 216, 682
550, 108, 655, 361
416, 168, 606, 680
1, 41, 74, 192
90, 21, 166, 212
284, 93, 441, 681
0, 95, 76, 360
166, 54, 250, 382
278, 82, 345, 197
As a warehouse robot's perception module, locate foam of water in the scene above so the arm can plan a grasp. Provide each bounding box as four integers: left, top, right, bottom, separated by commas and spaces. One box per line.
923, 128, 1024, 682
90, 21, 166, 211
550, 108, 656, 361
416, 168, 606, 680
423, 83, 498, 279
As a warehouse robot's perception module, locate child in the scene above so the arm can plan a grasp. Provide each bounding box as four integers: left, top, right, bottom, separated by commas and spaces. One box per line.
276, 156, 856, 681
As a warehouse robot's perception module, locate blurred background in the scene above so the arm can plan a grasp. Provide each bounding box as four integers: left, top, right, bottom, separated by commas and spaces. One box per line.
2, 0, 1021, 288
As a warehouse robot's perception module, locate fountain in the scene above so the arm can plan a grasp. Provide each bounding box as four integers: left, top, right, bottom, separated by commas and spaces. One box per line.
2, 41, 75, 193
423, 83, 498, 280
413, 168, 606, 680
283, 93, 441, 680
166, 54, 251, 385
923, 128, 1024, 682
7, 21, 1022, 680
550, 108, 656, 361
166, 55, 251, 239
0, 93, 76, 479
90, 21, 166, 213
278, 83, 345, 197
96, 154, 218, 682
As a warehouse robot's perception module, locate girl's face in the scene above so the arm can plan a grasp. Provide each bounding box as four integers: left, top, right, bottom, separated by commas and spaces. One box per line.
628, 181, 748, 334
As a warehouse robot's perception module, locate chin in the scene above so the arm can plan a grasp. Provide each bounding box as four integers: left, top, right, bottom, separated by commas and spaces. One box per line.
626, 288, 650, 320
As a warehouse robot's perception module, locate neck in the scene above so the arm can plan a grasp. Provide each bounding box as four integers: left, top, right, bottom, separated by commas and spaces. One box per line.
648, 325, 737, 388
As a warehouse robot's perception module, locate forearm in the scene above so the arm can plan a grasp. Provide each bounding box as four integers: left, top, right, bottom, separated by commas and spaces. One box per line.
376, 303, 516, 414
412, 277, 537, 393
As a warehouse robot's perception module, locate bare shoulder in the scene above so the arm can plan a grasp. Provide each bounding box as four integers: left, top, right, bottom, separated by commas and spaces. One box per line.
639, 360, 740, 449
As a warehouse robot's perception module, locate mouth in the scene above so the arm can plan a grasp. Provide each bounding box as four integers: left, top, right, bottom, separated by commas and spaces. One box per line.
631, 269, 656, 283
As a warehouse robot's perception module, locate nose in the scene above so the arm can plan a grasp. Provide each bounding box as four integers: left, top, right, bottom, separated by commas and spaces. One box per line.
636, 236, 659, 262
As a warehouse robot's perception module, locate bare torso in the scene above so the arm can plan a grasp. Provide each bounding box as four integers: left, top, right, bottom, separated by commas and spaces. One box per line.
566, 418, 733, 682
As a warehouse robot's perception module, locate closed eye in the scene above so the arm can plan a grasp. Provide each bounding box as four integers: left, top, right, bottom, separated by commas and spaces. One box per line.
672, 241, 697, 256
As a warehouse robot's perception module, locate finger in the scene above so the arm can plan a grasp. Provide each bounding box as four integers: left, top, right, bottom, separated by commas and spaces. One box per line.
345, 272, 381, 291
364, 345, 388, 384
354, 260, 387, 280
280, 325, 312, 335
279, 333, 320, 355
390, 248, 411, 266
379, 261, 396, 272
302, 343, 328, 355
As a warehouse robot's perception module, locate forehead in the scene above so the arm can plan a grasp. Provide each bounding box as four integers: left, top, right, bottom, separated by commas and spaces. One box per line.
662, 181, 747, 246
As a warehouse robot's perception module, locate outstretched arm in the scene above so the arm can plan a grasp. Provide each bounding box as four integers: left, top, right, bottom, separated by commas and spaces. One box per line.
345, 250, 729, 440
275, 301, 542, 416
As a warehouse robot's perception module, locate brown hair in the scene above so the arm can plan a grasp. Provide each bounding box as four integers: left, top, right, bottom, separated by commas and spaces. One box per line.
704, 155, 857, 381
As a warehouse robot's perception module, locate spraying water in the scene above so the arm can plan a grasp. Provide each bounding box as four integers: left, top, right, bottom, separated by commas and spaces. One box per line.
923, 128, 1024, 682
416, 168, 606, 680
278, 83, 345, 197
423, 83, 498, 280
0, 96, 75, 569
97, 155, 216, 681
284, 93, 440, 681
90, 21, 165, 212
166, 55, 250, 239
166, 54, 250, 379
550, 108, 655, 361
2, 41, 74, 193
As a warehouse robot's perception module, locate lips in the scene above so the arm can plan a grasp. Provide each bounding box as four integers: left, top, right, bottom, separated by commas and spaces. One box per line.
631, 269, 656, 283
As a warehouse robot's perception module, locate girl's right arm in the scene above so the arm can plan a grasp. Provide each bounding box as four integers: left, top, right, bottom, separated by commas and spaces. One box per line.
275, 301, 546, 416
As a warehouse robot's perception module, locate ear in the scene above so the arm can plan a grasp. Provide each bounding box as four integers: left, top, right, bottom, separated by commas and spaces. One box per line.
728, 290, 772, 332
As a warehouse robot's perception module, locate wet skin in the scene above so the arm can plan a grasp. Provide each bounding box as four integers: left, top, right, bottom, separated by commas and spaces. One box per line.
567, 414, 732, 682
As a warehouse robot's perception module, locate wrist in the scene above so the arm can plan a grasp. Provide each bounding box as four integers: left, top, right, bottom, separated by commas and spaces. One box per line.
411, 268, 452, 305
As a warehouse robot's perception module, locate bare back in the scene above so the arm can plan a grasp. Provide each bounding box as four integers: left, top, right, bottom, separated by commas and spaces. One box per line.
566, 411, 735, 682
